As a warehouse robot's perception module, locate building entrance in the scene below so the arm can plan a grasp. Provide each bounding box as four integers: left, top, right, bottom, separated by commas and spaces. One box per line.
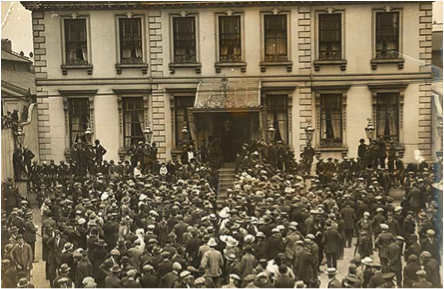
192, 111, 260, 163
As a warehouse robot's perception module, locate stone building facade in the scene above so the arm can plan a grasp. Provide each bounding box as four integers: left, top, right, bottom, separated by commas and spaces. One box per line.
22, 1, 434, 164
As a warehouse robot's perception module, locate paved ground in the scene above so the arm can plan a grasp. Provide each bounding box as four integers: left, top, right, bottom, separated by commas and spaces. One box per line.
27, 188, 405, 288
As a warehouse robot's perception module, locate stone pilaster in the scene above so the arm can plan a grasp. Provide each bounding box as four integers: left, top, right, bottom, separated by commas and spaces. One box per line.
418, 2, 433, 160
33, 10, 51, 161
149, 9, 164, 78
298, 83, 313, 152
298, 6, 312, 75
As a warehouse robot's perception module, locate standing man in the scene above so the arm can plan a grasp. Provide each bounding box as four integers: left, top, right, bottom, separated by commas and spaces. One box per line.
23, 212, 38, 263
201, 238, 224, 287
375, 224, 395, 273
4, 182, 20, 216
387, 236, 404, 288
47, 229, 67, 287
93, 139, 107, 166
340, 204, 356, 248
22, 146, 35, 177
11, 234, 33, 279
322, 223, 342, 269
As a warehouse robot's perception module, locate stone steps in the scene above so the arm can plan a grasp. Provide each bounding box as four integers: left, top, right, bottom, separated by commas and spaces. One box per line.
217, 163, 236, 201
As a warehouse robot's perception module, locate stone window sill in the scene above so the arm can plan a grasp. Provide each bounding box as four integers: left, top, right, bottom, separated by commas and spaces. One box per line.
61, 64, 93, 75
169, 63, 202, 74
260, 61, 293, 72
115, 63, 148, 74
215, 62, 247, 73
314, 60, 347, 71
315, 145, 349, 157
371, 58, 404, 70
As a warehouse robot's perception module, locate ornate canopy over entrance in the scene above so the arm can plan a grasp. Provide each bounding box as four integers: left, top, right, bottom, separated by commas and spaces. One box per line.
186, 79, 266, 163
194, 79, 261, 109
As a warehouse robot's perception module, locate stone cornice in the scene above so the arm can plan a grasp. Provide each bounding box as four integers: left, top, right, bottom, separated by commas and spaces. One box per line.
21, 1, 426, 11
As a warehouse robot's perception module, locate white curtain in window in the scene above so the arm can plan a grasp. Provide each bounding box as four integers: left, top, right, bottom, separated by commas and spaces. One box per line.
71, 116, 81, 143
81, 48, 87, 61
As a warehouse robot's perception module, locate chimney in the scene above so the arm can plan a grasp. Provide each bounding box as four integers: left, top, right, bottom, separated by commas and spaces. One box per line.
1, 39, 12, 52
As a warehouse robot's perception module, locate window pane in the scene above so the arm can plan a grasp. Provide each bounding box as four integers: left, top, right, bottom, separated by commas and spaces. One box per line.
318, 14, 342, 61
376, 12, 399, 59
376, 93, 399, 142
264, 15, 288, 62
266, 95, 288, 143
119, 18, 143, 64
65, 19, 88, 65
173, 17, 197, 63
68, 98, 90, 146
219, 16, 242, 63
175, 96, 195, 147
320, 94, 343, 147
123, 97, 145, 147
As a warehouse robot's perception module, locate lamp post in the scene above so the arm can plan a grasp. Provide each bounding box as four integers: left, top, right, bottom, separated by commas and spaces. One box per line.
268, 122, 276, 142
16, 126, 24, 148
181, 122, 188, 145
304, 122, 315, 146
364, 118, 375, 141
84, 125, 92, 144
144, 123, 153, 144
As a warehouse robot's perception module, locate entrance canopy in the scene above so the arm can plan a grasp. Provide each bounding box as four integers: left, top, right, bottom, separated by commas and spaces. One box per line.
194, 79, 261, 110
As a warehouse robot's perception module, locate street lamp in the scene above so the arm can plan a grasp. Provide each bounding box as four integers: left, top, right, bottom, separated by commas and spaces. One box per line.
84, 125, 92, 144
304, 122, 315, 145
364, 118, 375, 140
268, 122, 276, 141
181, 122, 188, 143
144, 124, 153, 144
16, 126, 24, 148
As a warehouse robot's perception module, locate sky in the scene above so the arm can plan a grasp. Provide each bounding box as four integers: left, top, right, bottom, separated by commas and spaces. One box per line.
0, 1, 443, 57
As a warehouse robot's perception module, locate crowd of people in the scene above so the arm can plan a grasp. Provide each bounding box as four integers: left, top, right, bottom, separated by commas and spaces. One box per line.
1, 136, 442, 288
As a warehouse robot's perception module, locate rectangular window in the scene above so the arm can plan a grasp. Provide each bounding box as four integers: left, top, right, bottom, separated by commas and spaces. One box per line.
264, 15, 288, 62
65, 19, 88, 65
219, 16, 242, 63
375, 12, 399, 59
68, 98, 90, 146
123, 97, 145, 147
267, 95, 288, 143
119, 18, 143, 64
318, 14, 342, 61
175, 96, 195, 147
320, 94, 343, 146
173, 17, 197, 63
376, 93, 399, 142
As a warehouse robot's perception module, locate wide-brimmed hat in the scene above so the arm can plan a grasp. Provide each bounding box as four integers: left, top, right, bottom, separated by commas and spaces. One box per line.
17, 278, 30, 288
110, 265, 121, 273
207, 238, 217, 247
95, 239, 107, 247
60, 263, 71, 273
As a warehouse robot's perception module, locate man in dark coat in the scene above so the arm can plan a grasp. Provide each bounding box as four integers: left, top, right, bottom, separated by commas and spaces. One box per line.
11, 234, 33, 278
421, 251, 441, 288
413, 270, 434, 288
23, 212, 38, 262
358, 139, 367, 159
93, 139, 107, 166
75, 253, 94, 288
420, 230, 441, 264
387, 236, 403, 287
22, 146, 35, 177
322, 224, 342, 269
140, 265, 158, 288
295, 243, 318, 288
13, 148, 23, 179
105, 265, 122, 288
4, 182, 20, 215
340, 204, 356, 248
47, 230, 67, 286
403, 255, 420, 288
103, 216, 119, 249
266, 229, 285, 261
1, 259, 18, 288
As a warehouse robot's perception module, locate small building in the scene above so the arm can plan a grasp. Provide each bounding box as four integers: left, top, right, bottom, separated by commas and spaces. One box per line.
1, 39, 36, 122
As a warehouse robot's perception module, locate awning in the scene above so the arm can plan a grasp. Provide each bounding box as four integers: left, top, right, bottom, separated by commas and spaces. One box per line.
193, 79, 261, 110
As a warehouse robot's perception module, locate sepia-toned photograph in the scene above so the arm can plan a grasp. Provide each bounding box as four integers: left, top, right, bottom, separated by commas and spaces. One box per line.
0, 0, 443, 288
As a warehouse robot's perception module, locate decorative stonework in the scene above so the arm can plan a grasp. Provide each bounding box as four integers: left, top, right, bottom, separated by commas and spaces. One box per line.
417, 2, 433, 159
298, 6, 311, 75
149, 9, 164, 78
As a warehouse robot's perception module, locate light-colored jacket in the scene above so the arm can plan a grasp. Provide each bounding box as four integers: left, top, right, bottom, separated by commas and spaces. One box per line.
201, 248, 224, 277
